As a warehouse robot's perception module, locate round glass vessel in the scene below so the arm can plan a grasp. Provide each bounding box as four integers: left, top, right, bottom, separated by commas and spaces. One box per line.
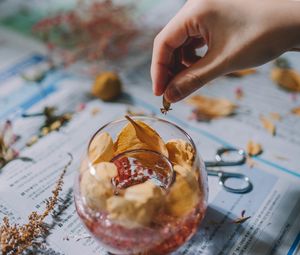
74, 116, 208, 254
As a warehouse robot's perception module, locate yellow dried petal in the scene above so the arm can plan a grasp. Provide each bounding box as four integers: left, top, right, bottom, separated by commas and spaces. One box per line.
165, 165, 199, 217
166, 139, 195, 167
124, 180, 163, 204
92, 72, 122, 101
88, 132, 114, 164
80, 162, 117, 211
291, 106, 300, 116
107, 180, 163, 228
227, 68, 256, 77
260, 116, 276, 136
271, 68, 300, 92
114, 116, 168, 157
246, 140, 263, 156
186, 95, 237, 120
269, 112, 282, 121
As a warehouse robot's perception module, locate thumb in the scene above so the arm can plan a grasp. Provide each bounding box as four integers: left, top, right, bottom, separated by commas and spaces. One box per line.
164, 53, 225, 103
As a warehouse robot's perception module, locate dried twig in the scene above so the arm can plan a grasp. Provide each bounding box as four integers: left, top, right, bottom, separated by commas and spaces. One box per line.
0, 153, 73, 255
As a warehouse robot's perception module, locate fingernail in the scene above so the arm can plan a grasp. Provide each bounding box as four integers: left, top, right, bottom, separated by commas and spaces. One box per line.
165, 85, 181, 103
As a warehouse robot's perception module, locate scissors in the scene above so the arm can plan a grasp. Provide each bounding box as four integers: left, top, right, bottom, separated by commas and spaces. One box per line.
205, 148, 253, 194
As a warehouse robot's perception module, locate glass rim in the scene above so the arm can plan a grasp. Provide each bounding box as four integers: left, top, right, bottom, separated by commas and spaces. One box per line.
86, 115, 198, 163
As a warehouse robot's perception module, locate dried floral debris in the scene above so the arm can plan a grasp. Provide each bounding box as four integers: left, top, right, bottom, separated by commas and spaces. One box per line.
0, 153, 73, 255
260, 115, 276, 136
113, 116, 168, 157
227, 69, 256, 77
24, 107, 73, 147
269, 112, 282, 121
160, 96, 172, 115
92, 72, 122, 101
246, 140, 263, 157
235, 87, 244, 100
186, 95, 237, 121
271, 58, 300, 92
233, 210, 251, 224
32, 0, 142, 65
291, 106, 300, 116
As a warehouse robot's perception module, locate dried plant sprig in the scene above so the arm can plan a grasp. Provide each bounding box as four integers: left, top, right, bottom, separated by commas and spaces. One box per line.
0, 153, 73, 255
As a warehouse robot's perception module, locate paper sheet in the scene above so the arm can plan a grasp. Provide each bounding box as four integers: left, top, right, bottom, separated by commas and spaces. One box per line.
0, 8, 300, 255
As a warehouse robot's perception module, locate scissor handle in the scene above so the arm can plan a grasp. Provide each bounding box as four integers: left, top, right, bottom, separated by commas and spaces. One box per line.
218, 171, 253, 194
215, 147, 246, 166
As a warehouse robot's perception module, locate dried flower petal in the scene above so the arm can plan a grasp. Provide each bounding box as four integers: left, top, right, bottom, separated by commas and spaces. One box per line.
291, 106, 300, 116
166, 139, 195, 167
271, 68, 300, 92
269, 112, 282, 121
233, 216, 251, 224
186, 95, 237, 120
92, 72, 122, 101
114, 116, 168, 157
107, 180, 163, 228
165, 165, 199, 217
246, 140, 263, 157
227, 69, 256, 77
80, 162, 117, 211
88, 132, 114, 164
260, 115, 276, 136
160, 96, 172, 115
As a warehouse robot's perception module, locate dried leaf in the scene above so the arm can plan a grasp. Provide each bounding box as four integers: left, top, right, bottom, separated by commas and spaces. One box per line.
114, 116, 168, 157
88, 132, 114, 164
246, 140, 263, 157
166, 139, 195, 167
260, 116, 276, 136
165, 165, 199, 217
227, 68, 256, 77
80, 162, 118, 211
160, 96, 172, 114
291, 106, 300, 116
186, 95, 237, 120
271, 68, 300, 92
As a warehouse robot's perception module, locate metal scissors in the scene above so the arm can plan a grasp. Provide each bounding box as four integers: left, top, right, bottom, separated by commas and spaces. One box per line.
205, 148, 253, 194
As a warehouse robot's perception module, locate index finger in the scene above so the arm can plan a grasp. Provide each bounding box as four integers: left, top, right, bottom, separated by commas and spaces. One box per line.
151, 13, 189, 96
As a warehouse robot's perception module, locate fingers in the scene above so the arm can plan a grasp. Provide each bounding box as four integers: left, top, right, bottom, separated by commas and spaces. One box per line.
151, 7, 190, 96
164, 52, 225, 103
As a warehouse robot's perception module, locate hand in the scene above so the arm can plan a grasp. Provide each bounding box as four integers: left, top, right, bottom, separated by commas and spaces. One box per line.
151, 0, 300, 103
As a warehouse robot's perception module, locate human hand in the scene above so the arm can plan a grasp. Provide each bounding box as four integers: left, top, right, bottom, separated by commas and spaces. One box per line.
151, 0, 300, 103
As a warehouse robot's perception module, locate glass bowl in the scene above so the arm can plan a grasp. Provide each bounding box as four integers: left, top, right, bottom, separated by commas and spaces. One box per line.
74, 116, 208, 254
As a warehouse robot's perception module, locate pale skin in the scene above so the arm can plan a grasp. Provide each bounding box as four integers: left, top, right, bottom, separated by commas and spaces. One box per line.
151, 0, 300, 103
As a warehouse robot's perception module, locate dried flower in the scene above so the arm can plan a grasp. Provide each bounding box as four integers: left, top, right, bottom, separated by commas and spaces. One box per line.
186, 95, 237, 121
92, 72, 122, 101
235, 87, 244, 100
271, 68, 300, 92
233, 210, 251, 224
0, 153, 73, 255
291, 106, 300, 116
160, 96, 172, 115
246, 140, 263, 157
32, 1, 141, 65
260, 115, 276, 136
269, 112, 282, 121
24, 107, 73, 147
